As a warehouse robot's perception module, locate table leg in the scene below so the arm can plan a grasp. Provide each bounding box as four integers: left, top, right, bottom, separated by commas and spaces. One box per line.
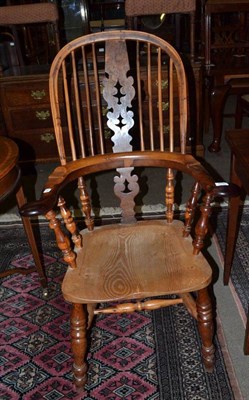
224, 153, 242, 285
208, 84, 230, 153
16, 184, 48, 294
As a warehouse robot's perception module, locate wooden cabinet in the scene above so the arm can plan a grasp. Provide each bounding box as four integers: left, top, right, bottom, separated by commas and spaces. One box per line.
0, 68, 60, 162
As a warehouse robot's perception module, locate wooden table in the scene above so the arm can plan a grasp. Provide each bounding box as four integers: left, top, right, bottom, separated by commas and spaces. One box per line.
225, 129, 249, 354
204, 0, 249, 153
0, 136, 47, 294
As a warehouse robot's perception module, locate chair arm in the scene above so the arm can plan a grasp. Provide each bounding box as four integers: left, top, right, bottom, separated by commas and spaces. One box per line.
20, 151, 231, 217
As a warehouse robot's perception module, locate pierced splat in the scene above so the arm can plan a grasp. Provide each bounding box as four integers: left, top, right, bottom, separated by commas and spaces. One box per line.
102, 39, 135, 153
114, 167, 139, 223
102, 39, 139, 222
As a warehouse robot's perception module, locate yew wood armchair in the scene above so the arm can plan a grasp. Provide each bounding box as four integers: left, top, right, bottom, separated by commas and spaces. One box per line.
20, 30, 229, 389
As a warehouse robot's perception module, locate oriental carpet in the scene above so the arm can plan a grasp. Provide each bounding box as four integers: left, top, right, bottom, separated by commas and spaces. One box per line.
0, 220, 242, 399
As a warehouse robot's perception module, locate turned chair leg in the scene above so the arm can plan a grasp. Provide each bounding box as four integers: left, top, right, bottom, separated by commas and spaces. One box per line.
71, 303, 88, 388
196, 287, 215, 372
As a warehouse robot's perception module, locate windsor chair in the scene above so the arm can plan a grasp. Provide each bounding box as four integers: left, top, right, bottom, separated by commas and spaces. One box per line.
20, 30, 223, 389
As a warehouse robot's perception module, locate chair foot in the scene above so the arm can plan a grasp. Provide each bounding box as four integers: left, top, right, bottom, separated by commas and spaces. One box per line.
71, 303, 88, 388
196, 288, 215, 371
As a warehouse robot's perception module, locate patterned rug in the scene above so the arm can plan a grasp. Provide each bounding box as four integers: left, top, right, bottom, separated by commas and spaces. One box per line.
0, 221, 241, 399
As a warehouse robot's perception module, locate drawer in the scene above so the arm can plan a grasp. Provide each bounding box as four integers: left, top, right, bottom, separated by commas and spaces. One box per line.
10, 106, 53, 130
8, 106, 67, 132
3, 81, 50, 107
11, 129, 71, 162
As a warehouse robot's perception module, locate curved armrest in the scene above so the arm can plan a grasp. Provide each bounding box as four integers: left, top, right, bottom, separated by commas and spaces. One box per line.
20, 151, 221, 217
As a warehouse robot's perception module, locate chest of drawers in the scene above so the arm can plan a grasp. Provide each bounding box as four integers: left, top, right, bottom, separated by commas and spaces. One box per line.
0, 68, 60, 162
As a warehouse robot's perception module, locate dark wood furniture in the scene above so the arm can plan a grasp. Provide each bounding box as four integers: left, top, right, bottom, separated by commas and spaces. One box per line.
125, 0, 204, 157
235, 94, 249, 128
225, 129, 249, 354
0, 136, 47, 294
0, 2, 60, 70
0, 2, 61, 162
0, 67, 61, 162
21, 30, 221, 390
204, 0, 249, 152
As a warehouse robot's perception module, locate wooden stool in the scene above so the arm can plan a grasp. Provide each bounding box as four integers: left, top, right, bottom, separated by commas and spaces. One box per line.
0, 136, 47, 295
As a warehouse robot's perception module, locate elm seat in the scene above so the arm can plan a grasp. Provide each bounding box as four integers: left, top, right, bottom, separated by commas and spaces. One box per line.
62, 220, 212, 304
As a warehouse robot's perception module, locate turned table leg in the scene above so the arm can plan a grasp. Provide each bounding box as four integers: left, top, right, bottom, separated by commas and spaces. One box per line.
208, 84, 230, 153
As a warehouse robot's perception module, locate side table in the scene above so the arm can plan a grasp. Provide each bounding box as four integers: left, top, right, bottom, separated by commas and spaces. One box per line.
0, 136, 47, 295
225, 128, 249, 354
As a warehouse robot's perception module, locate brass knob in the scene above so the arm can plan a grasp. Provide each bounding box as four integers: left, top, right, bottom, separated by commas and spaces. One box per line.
31, 90, 46, 100
36, 110, 50, 120
155, 79, 168, 89
40, 133, 55, 143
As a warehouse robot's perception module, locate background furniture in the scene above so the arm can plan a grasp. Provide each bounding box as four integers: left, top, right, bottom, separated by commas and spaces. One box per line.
224, 129, 249, 354
0, 136, 47, 294
125, 0, 196, 60
125, 0, 204, 157
0, 69, 60, 162
204, 0, 249, 152
0, 2, 60, 70
235, 93, 249, 128
0, 0, 205, 161
0, 2, 61, 161
21, 30, 217, 389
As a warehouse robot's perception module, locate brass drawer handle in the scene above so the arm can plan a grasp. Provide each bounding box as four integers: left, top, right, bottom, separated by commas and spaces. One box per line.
31, 90, 46, 100
36, 110, 50, 120
155, 79, 168, 89
104, 128, 112, 139
163, 124, 169, 134
157, 101, 169, 111
40, 133, 55, 143
102, 106, 108, 116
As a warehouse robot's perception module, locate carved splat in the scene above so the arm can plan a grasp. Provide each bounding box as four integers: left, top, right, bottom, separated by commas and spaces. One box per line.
102, 40, 135, 153
114, 167, 139, 223
102, 39, 139, 222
